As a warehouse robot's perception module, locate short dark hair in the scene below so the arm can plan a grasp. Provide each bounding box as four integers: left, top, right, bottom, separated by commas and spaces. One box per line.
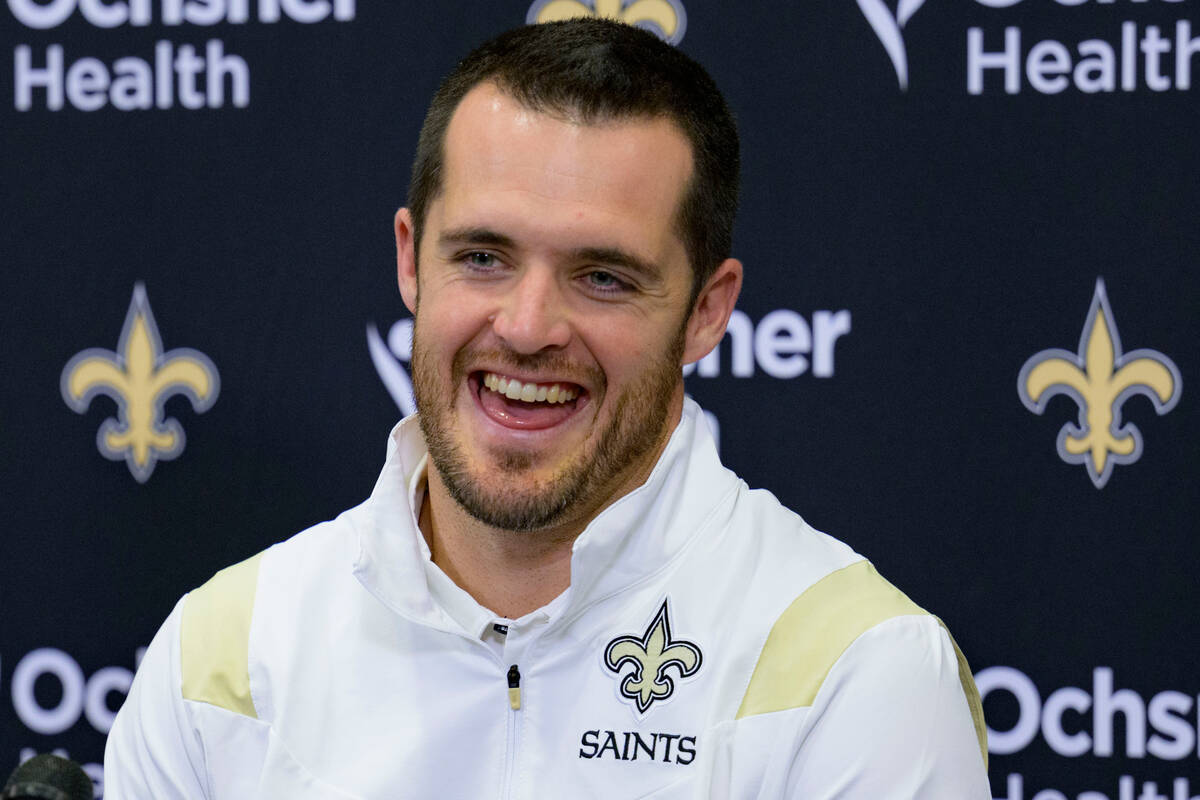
407, 18, 740, 303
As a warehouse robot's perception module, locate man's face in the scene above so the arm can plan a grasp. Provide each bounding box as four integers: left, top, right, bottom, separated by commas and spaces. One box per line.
399, 83, 704, 532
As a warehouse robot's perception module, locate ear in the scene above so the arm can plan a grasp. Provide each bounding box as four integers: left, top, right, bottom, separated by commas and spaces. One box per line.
395, 207, 418, 314
683, 258, 743, 365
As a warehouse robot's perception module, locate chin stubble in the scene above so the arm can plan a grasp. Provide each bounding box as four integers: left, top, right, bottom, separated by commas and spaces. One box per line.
411, 325, 686, 532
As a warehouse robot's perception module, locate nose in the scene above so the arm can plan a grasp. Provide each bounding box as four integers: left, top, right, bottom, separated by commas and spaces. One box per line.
490, 266, 572, 354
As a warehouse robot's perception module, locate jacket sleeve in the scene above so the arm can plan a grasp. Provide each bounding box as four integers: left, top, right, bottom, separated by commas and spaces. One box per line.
783, 615, 990, 799
104, 599, 211, 799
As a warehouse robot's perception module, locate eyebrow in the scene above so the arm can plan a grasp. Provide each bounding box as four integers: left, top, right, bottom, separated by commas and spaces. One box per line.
572, 247, 664, 283
437, 227, 664, 283
438, 227, 517, 249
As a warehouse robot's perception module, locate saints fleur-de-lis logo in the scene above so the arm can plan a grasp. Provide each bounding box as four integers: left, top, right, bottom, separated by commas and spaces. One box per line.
527, 0, 687, 45
61, 283, 220, 483
604, 599, 702, 714
1018, 279, 1181, 489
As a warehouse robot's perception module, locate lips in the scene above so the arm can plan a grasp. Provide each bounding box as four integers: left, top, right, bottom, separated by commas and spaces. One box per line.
473, 371, 587, 431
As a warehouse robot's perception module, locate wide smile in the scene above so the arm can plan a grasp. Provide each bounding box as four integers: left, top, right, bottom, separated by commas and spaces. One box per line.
470, 370, 590, 432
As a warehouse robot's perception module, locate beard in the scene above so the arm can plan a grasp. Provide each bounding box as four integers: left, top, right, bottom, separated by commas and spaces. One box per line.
411, 324, 686, 533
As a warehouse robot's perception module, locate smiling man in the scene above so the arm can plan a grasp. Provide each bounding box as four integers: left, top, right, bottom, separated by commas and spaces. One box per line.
106, 19, 990, 799
395, 78, 736, 620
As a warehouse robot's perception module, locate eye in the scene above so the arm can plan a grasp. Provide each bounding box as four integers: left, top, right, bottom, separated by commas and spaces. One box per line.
465, 252, 498, 269
584, 270, 631, 294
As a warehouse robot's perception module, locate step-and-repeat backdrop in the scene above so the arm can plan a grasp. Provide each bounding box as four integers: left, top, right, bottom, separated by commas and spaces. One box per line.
2, 1, 1196, 797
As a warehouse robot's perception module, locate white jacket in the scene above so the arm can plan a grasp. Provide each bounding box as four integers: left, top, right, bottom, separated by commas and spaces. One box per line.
105, 400, 990, 799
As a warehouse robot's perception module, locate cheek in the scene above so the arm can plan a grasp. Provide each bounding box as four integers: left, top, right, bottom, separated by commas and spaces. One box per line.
419, 296, 490, 345
413, 309, 463, 372
587, 321, 677, 380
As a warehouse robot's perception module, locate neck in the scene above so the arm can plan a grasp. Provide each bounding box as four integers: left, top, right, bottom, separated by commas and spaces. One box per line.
418, 395, 684, 619
419, 468, 577, 618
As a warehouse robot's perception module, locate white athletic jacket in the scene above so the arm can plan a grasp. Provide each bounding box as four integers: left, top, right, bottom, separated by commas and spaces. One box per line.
105, 399, 990, 799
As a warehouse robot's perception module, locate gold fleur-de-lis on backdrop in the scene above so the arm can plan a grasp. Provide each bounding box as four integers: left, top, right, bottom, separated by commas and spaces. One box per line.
61, 283, 220, 483
605, 599, 702, 713
527, 0, 687, 45
1018, 279, 1180, 489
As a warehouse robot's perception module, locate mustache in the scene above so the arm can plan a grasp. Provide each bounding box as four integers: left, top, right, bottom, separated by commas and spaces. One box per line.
452, 346, 605, 389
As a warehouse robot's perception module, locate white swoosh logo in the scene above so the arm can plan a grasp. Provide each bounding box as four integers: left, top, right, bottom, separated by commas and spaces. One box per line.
857, 0, 927, 90
367, 322, 416, 417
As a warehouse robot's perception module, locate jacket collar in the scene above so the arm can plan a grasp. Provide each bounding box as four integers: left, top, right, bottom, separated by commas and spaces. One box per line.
351, 398, 740, 628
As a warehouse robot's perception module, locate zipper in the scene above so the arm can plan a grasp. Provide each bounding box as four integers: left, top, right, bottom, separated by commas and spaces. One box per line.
507, 664, 522, 710
501, 663, 522, 799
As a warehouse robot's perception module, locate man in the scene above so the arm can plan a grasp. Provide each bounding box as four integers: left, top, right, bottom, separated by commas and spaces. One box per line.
105, 19, 990, 798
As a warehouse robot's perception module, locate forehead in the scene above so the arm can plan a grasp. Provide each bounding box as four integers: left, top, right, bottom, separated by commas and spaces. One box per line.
434, 83, 693, 259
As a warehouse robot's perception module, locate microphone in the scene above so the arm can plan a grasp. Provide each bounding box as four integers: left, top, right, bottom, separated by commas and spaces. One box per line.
1, 754, 93, 800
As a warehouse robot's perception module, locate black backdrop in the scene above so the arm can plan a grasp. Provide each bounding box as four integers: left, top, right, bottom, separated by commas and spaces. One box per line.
2, 1, 1197, 797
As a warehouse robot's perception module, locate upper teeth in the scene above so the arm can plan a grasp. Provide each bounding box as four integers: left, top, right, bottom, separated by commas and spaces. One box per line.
483, 373, 578, 403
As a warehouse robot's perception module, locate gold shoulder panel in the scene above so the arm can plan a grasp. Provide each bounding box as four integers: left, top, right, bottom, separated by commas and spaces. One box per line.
941, 623, 989, 770
736, 559, 987, 768
180, 551, 264, 718
736, 560, 922, 718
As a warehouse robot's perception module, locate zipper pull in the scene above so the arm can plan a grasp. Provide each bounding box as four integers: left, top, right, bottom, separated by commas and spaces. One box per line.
507, 664, 522, 710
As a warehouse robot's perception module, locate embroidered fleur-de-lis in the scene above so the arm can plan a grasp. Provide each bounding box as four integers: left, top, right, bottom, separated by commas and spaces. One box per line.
527, 0, 687, 45
605, 599, 702, 713
1018, 279, 1180, 489
61, 284, 220, 483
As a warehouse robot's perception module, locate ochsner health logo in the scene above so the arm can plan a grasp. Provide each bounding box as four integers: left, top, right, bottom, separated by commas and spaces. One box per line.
859, 0, 1200, 95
